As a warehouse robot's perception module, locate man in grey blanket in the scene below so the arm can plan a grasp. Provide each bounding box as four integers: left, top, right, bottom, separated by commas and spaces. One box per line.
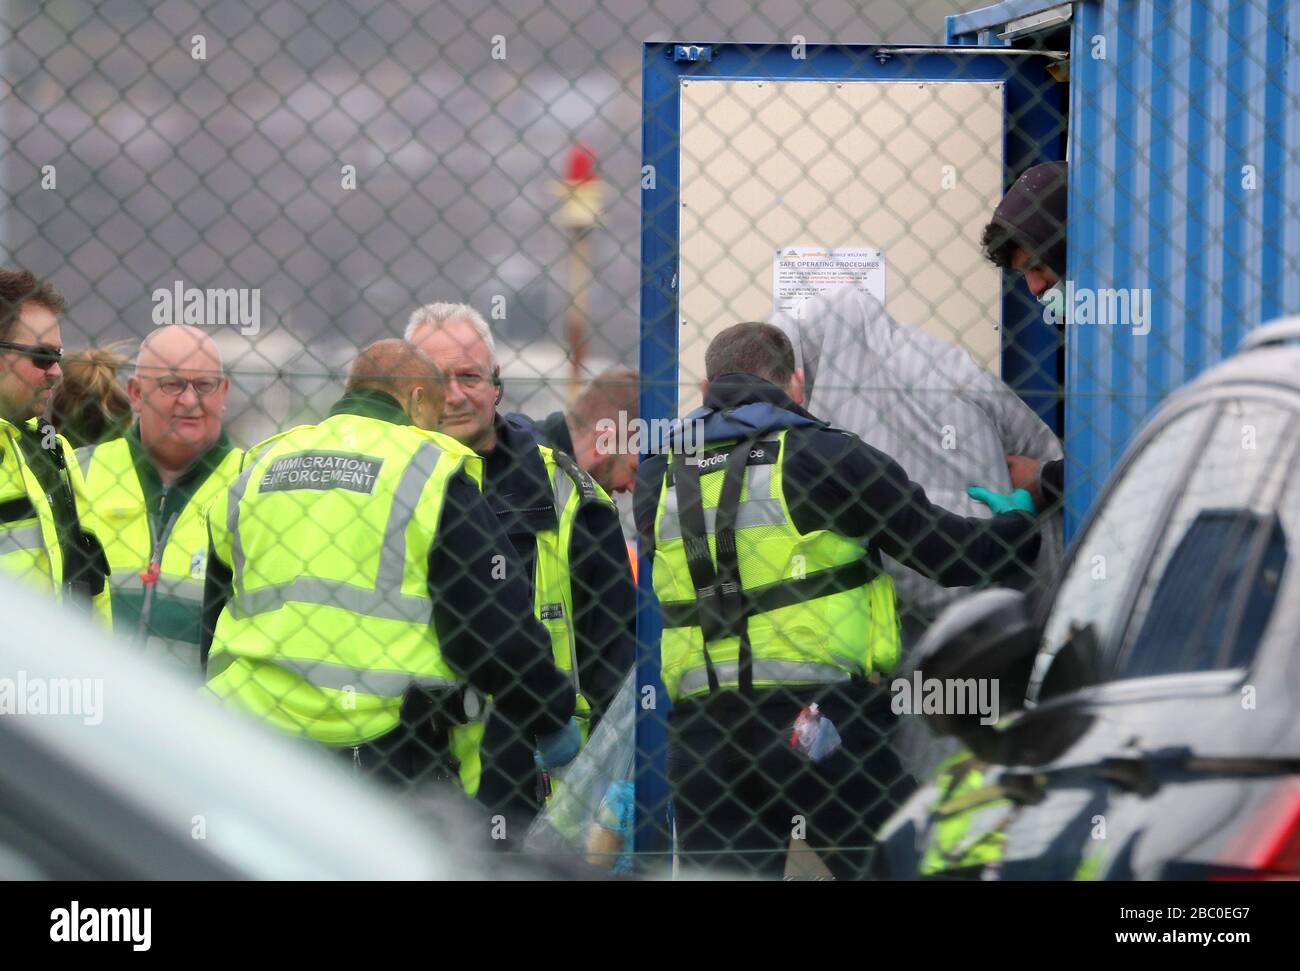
770, 285, 1064, 779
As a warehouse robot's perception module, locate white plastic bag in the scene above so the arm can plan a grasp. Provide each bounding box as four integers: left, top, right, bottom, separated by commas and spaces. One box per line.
525, 670, 636, 872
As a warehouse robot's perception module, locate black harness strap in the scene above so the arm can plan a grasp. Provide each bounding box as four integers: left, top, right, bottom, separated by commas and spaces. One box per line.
670, 437, 760, 696
713, 436, 758, 695
656, 558, 879, 629
671, 449, 723, 694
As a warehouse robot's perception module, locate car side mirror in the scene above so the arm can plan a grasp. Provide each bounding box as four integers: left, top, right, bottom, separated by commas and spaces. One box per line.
901, 588, 1040, 746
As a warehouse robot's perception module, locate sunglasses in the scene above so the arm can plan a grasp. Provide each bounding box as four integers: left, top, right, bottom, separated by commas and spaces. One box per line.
0, 339, 63, 370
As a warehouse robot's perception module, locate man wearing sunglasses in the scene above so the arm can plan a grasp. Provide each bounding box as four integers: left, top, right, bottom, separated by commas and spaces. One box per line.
74, 324, 243, 680
0, 269, 110, 622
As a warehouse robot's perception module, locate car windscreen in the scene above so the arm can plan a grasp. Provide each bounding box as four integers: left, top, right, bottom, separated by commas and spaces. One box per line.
1109, 399, 1297, 679
1027, 395, 1299, 704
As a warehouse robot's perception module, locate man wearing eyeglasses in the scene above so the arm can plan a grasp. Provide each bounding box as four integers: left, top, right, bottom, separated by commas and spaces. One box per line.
73, 324, 243, 678
0, 269, 111, 622
406, 302, 634, 816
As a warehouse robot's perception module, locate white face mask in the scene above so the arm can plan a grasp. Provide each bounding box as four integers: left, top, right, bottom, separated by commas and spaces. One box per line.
1038, 280, 1066, 326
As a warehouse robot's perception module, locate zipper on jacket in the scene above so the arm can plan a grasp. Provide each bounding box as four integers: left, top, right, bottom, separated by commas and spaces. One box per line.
138, 484, 179, 645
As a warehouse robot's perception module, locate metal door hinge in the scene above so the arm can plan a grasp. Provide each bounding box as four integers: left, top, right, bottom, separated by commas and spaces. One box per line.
672, 44, 713, 63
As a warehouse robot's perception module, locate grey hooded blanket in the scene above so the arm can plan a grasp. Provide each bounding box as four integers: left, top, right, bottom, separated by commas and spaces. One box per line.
771, 285, 1064, 641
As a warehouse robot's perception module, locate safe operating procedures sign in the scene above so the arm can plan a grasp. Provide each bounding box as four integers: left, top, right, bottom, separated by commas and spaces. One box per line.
260, 451, 384, 494
773, 246, 886, 316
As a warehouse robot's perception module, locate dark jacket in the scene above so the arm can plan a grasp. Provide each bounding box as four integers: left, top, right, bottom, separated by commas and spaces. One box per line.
480, 412, 633, 721
1040, 458, 1064, 508
634, 373, 1041, 589
200, 389, 574, 741
534, 411, 574, 457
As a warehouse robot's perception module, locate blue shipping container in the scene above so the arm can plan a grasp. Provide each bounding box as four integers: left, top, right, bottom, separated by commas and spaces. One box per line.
952, 0, 1300, 533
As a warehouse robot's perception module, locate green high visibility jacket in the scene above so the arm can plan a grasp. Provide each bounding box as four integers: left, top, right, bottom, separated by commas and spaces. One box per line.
0, 415, 111, 625
651, 427, 902, 702
75, 430, 242, 677
451, 439, 616, 796
205, 409, 484, 746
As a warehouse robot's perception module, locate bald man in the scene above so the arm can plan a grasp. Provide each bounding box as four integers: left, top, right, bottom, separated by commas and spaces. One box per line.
201, 339, 575, 823
74, 324, 243, 678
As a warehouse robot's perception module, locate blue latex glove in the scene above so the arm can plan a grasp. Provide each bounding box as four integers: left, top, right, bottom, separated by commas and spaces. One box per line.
597, 780, 636, 874
967, 485, 1036, 515
534, 718, 582, 770
599, 780, 635, 832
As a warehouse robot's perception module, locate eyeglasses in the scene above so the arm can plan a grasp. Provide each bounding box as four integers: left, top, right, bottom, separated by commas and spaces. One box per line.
0, 339, 63, 370
154, 375, 223, 397
450, 372, 488, 389
449, 369, 500, 391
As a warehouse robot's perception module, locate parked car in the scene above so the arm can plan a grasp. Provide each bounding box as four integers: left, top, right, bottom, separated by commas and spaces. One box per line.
875, 316, 1300, 880
0, 572, 591, 879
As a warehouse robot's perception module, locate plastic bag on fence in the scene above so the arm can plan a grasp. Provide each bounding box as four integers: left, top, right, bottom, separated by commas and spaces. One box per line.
525, 670, 635, 873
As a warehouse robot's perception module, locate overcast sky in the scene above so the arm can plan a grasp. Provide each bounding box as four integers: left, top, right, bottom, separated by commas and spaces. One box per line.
1, 0, 965, 424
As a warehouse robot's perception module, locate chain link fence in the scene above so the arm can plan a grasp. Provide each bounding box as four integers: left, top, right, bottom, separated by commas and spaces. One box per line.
1, 0, 1290, 880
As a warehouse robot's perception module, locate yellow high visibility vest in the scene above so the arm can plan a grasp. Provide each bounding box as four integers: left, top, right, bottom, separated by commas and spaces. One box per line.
76, 436, 243, 677
651, 429, 901, 702
206, 412, 482, 746
0, 416, 111, 625
452, 444, 614, 796
918, 752, 1011, 876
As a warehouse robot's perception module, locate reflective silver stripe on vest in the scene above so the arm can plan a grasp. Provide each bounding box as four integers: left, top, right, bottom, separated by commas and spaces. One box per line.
543, 461, 582, 693
228, 440, 278, 605
658, 436, 782, 542
658, 499, 785, 542
747, 462, 773, 502
233, 576, 431, 621
677, 659, 851, 696
203, 652, 453, 697
206, 649, 236, 682
0, 523, 47, 555
268, 657, 455, 696
228, 439, 444, 622
552, 464, 574, 518
76, 443, 98, 480
376, 440, 444, 596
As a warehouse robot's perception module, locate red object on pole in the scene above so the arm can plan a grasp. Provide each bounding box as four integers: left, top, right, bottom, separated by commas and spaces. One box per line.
565, 142, 598, 185
559, 142, 602, 406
